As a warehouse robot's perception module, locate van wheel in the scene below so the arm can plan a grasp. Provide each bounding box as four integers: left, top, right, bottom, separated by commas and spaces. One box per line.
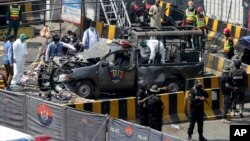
164, 79, 181, 93
76, 81, 95, 98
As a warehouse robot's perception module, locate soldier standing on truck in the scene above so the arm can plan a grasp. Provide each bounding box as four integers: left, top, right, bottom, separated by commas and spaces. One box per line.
6, 3, 22, 39
182, 1, 196, 48
149, 0, 162, 28
230, 60, 247, 118
195, 6, 208, 50
223, 28, 234, 59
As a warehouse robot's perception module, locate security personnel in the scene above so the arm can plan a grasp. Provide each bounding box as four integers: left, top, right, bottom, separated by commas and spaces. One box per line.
6, 3, 22, 39
223, 28, 234, 59
147, 85, 164, 131
137, 80, 149, 126
187, 80, 208, 141
182, 1, 196, 48
195, 7, 208, 50
220, 66, 234, 122
230, 60, 247, 118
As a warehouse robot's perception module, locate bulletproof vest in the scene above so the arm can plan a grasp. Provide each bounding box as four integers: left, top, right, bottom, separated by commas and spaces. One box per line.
231, 69, 245, 87
148, 95, 163, 117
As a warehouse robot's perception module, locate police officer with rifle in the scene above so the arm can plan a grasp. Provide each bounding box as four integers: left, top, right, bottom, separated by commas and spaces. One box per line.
187, 80, 208, 141
230, 60, 247, 118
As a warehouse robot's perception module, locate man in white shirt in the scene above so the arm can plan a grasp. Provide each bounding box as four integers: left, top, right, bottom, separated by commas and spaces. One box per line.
82, 21, 99, 51
139, 40, 168, 64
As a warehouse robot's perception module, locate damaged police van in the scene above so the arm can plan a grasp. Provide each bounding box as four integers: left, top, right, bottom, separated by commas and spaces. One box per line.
39, 26, 204, 98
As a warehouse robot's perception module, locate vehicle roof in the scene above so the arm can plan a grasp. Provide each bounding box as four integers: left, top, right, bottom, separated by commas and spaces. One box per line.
131, 26, 203, 38
0, 126, 35, 141
81, 39, 132, 59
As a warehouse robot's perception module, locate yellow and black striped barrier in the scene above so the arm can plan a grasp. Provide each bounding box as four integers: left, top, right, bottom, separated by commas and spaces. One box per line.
67, 97, 137, 120
67, 91, 189, 123
66, 89, 227, 123
206, 17, 247, 45
203, 53, 250, 89
160, 91, 188, 123
95, 22, 122, 40
0, 80, 4, 89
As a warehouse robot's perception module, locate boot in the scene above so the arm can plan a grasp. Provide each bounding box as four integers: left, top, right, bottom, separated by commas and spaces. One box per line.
188, 135, 192, 141
199, 135, 207, 141
239, 105, 244, 118
230, 110, 235, 117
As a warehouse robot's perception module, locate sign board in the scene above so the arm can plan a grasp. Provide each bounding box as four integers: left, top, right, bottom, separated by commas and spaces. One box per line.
61, 0, 82, 24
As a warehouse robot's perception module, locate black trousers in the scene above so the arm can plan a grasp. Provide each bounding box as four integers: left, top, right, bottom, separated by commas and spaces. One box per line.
6, 20, 20, 38
231, 89, 245, 110
139, 110, 149, 127
186, 23, 195, 48
149, 117, 162, 131
222, 94, 231, 118
188, 108, 204, 136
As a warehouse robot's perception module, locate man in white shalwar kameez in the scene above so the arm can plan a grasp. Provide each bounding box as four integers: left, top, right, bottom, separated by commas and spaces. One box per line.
82, 21, 99, 52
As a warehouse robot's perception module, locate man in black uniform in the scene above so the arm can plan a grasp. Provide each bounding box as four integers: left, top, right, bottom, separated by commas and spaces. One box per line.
147, 85, 164, 131
187, 80, 208, 141
137, 80, 149, 126
230, 60, 247, 118
220, 66, 234, 122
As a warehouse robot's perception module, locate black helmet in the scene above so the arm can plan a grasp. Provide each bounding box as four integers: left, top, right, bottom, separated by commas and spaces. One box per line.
52, 34, 60, 42
234, 60, 242, 69
138, 80, 147, 89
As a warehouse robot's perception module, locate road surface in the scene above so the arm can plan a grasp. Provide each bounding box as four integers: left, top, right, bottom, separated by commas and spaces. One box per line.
162, 103, 250, 141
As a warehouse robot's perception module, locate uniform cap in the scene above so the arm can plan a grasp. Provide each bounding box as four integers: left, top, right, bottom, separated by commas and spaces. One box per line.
150, 85, 160, 93
194, 79, 201, 85
234, 60, 242, 68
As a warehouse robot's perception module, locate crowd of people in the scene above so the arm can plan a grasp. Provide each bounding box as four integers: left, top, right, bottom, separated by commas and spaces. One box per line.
2, 10, 100, 91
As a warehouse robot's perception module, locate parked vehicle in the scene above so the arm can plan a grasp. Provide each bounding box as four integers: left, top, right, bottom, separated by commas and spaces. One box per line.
38, 26, 204, 98
0, 125, 51, 141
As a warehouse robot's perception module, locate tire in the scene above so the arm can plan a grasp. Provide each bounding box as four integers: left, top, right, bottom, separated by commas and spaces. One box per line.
164, 79, 181, 93
76, 81, 95, 98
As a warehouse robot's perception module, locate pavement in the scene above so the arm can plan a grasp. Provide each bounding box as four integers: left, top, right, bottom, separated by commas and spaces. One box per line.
162, 103, 250, 141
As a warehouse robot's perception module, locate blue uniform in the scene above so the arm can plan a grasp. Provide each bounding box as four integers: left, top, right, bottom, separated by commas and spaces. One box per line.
2, 40, 13, 65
